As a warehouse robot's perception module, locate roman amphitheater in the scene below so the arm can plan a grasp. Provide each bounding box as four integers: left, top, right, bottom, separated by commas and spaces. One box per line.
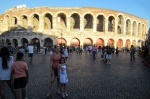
0, 5, 148, 50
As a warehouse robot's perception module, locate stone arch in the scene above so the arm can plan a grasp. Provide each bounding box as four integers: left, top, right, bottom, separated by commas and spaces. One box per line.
84, 14, 93, 29
20, 15, 28, 29
70, 38, 80, 46
6, 39, 10, 45
97, 15, 105, 32
108, 16, 115, 32
70, 13, 80, 29
12, 39, 18, 48
44, 37, 53, 47
126, 19, 131, 35
132, 40, 136, 46
57, 13, 67, 28
95, 38, 104, 47
32, 38, 40, 53
132, 21, 137, 35
83, 38, 93, 47
11, 17, 17, 27
125, 39, 131, 48
21, 38, 28, 47
118, 15, 124, 34
32, 14, 39, 32
4, 15, 10, 29
117, 39, 123, 50
57, 38, 67, 46
44, 13, 53, 29
107, 39, 114, 47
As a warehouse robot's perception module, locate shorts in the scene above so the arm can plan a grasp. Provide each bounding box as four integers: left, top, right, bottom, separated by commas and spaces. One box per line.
28, 53, 33, 57
52, 67, 58, 77
106, 54, 112, 59
14, 77, 27, 89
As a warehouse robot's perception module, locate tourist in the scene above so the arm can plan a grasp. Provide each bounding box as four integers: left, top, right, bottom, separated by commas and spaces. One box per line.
0, 47, 14, 99
106, 46, 112, 64
47, 46, 62, 97
7, 43, 14, 55
11, 52, 29, 99
92, 44, 97, 60
130, 45, 135, 61
57, 57, 68, 98
27, 43, 34, 63
63, 46, 68, 61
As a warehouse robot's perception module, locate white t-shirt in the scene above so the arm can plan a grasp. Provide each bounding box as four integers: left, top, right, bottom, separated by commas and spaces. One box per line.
59, 65, 68, 84
27, 45, 34, 53
0, 56, 14, 80
63, 48, 68, 57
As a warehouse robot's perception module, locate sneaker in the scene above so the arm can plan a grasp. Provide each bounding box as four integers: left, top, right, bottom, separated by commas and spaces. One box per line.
62, 93, 65, 98
64, 93, 68, 97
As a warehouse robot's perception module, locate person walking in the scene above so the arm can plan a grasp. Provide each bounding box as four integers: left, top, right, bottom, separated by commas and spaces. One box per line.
27, 43, 34, 63
11, 52, 29, 99
57, 57, 68, 98
47, 46, 62, 97
63, 46, 69, 61
0, 47, 14, 99
130, 45, 135, 61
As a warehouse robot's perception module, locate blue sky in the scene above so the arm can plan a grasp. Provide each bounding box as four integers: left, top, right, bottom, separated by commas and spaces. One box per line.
1, 0, 150, 28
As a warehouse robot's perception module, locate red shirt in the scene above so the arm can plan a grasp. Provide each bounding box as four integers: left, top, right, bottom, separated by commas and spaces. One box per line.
52, 53, 62, 69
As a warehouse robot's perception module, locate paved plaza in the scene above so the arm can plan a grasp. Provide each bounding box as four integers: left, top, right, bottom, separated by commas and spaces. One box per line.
4, 52, 150, 99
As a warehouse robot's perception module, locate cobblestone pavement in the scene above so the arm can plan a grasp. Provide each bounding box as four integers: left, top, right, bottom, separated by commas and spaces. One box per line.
4, 52, 150, 99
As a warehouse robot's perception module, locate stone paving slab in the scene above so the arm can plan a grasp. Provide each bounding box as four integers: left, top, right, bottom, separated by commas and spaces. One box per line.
3, 52, 150, 99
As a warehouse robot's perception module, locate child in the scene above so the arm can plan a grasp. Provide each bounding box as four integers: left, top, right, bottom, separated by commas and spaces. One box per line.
57, 57, 68, 98
11, 52, 29, 99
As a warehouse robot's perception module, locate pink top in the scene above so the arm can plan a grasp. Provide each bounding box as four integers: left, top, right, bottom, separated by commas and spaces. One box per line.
92, 46, 97, 52
52, 53, 62, 69
11, 61, 28, 79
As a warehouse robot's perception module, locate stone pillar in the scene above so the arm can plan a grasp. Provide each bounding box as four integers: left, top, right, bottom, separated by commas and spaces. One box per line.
105, 19, 108, 33
38, 16, 44, 32
67, 17, 70, 32
80, 17, 84, 31
93, 18, 97, 32
115, 19, 118, 34
53, 16, 57, 30
130, 21, 133, 35
104, 39, 108, 46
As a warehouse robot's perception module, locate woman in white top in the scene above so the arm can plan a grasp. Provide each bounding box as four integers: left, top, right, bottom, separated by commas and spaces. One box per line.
63, 46, 68, 61
0, 46, 14, 99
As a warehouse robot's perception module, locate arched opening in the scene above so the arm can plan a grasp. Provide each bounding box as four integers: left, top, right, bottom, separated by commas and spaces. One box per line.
32, 14, 39, 32
13, 39, 18, 48
117, 39, 123, 50
97, 15, 105, 32
96, 38, 104, 47
107, 39, 114, 47
32, 38, 40, 53
44, 38, 53, 47
21, 38, 28, 48
70, 13, 80, 29
44, 13, 53, 29
125, 39, 131, 48
57, 38, 66, 46
84, 14, 93, 29
70, 38, 80, 46
83, 38, 93, 47
108, 16, 115, 32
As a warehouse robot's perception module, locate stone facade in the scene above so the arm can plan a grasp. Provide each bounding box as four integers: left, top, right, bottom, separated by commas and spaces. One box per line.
0, 6, 148, 49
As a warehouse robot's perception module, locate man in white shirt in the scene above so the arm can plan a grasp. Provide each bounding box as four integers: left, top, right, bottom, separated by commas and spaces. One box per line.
27, 44, 34, 63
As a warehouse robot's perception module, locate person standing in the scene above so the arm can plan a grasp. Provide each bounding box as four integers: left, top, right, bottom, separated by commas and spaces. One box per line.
27, 44, 34, 63
92, 44, 97, 60
11, 52, 29, 99
106, 46, 112, 64
130, 45, 136, 61
0, 47, 14, 99
63, 46, 68, 61
47, 46, 62, 97
57, 57, 68, 98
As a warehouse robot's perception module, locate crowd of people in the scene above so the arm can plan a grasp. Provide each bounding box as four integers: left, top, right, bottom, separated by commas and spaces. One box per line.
0, 42, 149, 99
